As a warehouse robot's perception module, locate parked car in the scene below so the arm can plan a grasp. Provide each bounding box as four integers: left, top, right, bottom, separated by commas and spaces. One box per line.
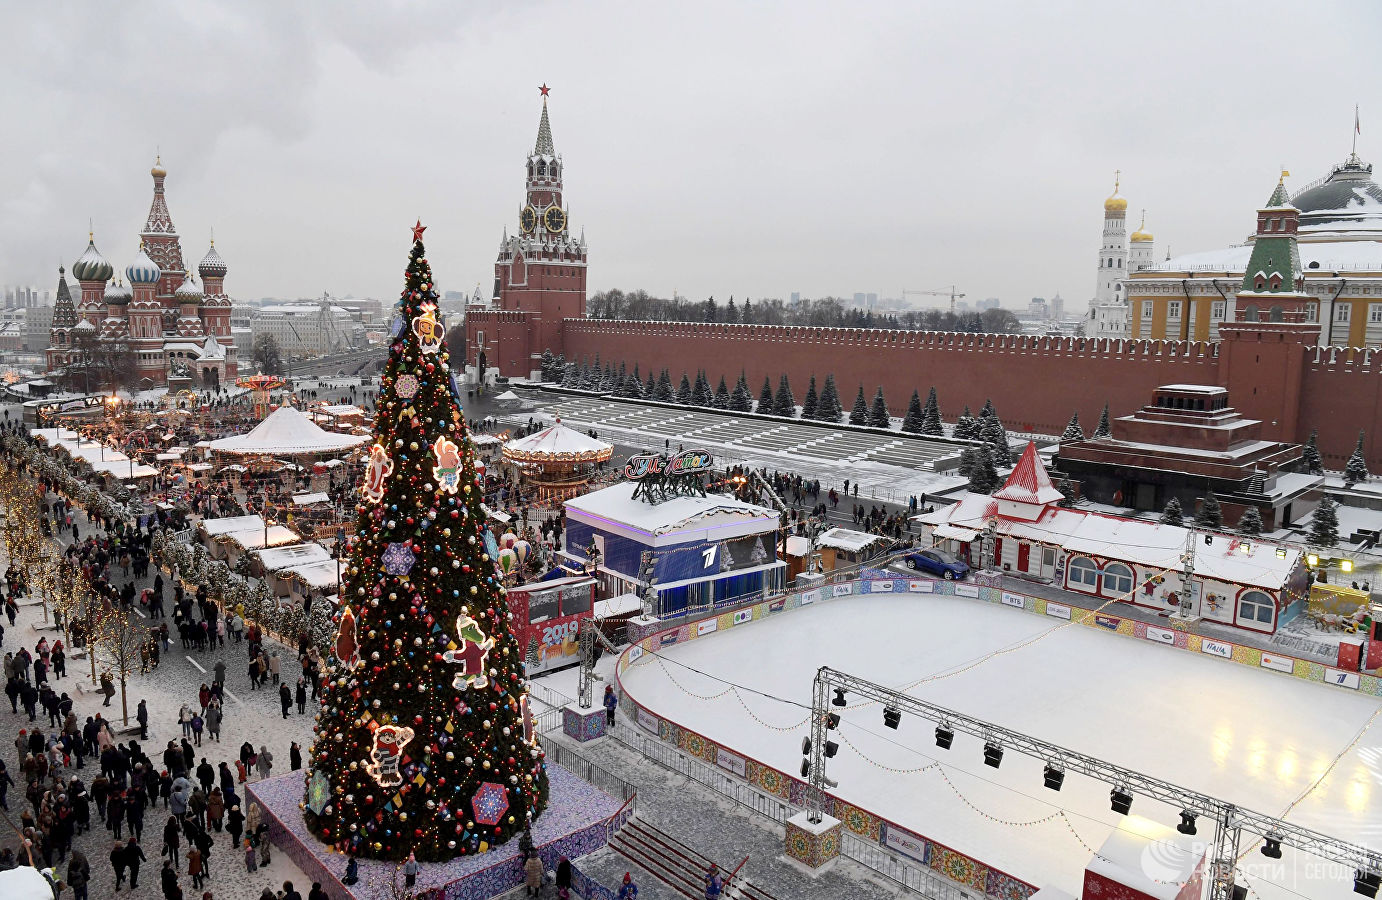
904, 548, 970, 580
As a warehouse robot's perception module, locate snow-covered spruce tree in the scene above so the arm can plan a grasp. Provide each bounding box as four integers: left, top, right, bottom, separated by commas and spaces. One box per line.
758, 377, 774, 413
1092, 403, 1112, 439
773, 375, 796, 418
1301, 429, 1324, 476
712, 376, 730, 409
1237, 507, 1263, 536
818, 375, 842, 422
868, 387, 890, 429
304, 226, 547, 862
952, 406, 978, 441
901, 390, 924, 434
643, 371, 655, 399
1345, 431, 1370, 487
730, 373, 753, 412
968, 445, 1000, 494
1056, 475, 1076, 508
676, 373, 693, 406
801, 377, 819, 420
1160, 497, 1184, 526
920, 387, 943, 436
539, 349, 554, 382
691, 371, 712, 407
849, 386, 869, 426
981, 410, 1012, 465
1061, 412, 1084, 442
1194, 494, 1223, 528
1309, 496, 1340, 547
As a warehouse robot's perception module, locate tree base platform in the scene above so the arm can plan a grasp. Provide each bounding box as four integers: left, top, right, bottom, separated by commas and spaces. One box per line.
247, 763, 623, 900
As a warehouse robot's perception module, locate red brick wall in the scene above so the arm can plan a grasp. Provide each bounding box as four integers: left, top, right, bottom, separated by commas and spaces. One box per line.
1296, 346, 1382, 468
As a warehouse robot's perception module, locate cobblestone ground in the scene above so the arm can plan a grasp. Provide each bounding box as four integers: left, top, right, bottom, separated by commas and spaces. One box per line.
544, 727, 902, 900
2, 499, 322, 900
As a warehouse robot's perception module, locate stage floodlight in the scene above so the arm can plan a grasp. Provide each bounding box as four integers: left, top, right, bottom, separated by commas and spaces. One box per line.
1260, 835, 1282, 859
832, 688, 848, 707
1356, 869, 1381, 899
935, 726, 954, 750
1177, 811, 1197, 835
800, 759, 810, 779
826, 713, 840, 730
1043, 764, 1064, 791
1110, 787, 1133, 815
801, 737, 811, 756
824, 741, 839, 759
883, 707, 901, 730
983, 742, 1003, 769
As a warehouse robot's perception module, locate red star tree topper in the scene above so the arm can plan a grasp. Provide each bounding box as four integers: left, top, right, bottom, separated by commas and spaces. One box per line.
303, 224, 549, 862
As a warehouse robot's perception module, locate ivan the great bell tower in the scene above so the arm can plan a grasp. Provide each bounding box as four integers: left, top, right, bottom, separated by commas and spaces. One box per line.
466, 85, 588, 381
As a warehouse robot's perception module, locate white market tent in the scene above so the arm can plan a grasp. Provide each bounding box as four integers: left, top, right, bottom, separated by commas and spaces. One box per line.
207, 406, 368, 456
0, 866, 56, 900
253, 541, 333, 572
291, 492, 331, 506
30, 427, 160, 480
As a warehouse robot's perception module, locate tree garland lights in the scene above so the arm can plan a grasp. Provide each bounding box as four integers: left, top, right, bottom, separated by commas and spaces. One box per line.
301, 227, 548, 862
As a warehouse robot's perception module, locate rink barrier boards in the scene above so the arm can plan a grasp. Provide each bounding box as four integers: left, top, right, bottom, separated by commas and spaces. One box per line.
613, 571, 1382, 900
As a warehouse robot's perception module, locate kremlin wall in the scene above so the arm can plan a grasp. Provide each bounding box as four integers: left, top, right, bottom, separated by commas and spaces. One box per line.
464, 96, 1382, 471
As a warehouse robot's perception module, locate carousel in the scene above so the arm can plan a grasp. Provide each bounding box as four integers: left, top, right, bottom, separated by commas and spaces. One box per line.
500, 418, 613, 500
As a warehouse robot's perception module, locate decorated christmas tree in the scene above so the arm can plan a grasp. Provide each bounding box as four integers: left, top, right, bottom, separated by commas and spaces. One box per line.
303, 224, 548, 862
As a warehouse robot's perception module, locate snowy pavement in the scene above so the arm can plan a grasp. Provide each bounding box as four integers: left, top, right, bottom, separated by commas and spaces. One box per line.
619, 591, 1382, 900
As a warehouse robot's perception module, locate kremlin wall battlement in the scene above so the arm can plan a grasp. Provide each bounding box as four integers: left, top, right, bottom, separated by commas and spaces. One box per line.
560, 317, 1382, 469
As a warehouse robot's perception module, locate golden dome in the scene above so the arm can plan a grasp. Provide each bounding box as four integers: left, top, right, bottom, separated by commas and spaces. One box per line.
151, 155, 166, 178
1104, 170, 1126, 211
1130, 210, 1153, 242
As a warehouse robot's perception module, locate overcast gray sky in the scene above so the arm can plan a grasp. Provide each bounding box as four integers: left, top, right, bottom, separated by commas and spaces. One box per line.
3, 1, 1380, 311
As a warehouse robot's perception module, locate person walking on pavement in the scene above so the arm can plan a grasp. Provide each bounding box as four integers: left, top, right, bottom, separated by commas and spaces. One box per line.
163, 815, 181, 869
122, 836, 147, 890
67, 848, 91, 900
137, 700, 149, 741
617, 872, 639, 900
603, 684, 618, 727
255, 746, 272, 781
279, 682, 292, 719
111, 840, 129, 892
704, 864, 723, 900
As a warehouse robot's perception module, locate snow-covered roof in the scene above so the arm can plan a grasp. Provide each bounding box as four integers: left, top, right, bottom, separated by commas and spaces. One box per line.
917, 492, 1300, 589
291, 492, 331, 506
1151, 239, 1382, 274
470, 433, 504, 446
0, 866, 58, 900
503, 420, 613, 462
207, 405, 369, 456
253, 541, 332, 571
816, 527, 888, 553
993, 441, 1065, 506
320, 404, 365, 416
280, 560, 341, 589
223, 525, 301, 551
566, 482, 778, 546
594, 592, 642, 619
198, 514, 266, 536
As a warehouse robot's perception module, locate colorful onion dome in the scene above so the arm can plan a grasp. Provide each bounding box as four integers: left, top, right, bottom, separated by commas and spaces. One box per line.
104, 281, 132, 305
175, 274, 203, 304
198, 241, 227, 279
72, 237, 114, 283
125, 245, 162, 285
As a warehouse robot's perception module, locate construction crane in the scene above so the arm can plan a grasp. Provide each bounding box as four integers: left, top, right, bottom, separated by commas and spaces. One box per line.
901, 285, 966, 313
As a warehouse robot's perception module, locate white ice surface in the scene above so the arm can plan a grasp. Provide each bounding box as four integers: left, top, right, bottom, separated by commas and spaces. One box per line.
619, 593, 1382, 900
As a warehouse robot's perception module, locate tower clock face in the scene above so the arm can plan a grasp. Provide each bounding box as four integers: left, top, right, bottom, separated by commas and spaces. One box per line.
543, 206, 566, 234
520, 206, 537, 234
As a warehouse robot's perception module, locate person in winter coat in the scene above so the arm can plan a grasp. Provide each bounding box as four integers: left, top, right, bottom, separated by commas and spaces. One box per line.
188, 845, 204, 890
295, 678, 307, 715
290, 742, 302, 771
617, 872, 639, 900
163, 816, 181, 868
279, 683, 292, 719
66, 849, 91, 900
160, 859, 179, 900
137, 700, 149, 741
226, 805, 244, 851
243, 838, 257, 873
704, 864, 723, 900
111, 840, 129, 890
269, 651, 281, 685
603, 685, 618, 726
255, 746, 272, 780
204, 704, 221, 743
556, 856, 572, 892
245, 803, 261, 840
343, 855, 359, 885
403, 851, 420, 887
206, 788, 224, 832
122, 836, 147, 889
524, 853, 543, 896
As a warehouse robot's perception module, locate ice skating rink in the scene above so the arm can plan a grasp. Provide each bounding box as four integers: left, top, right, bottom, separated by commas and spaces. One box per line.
620, 593, 1382, 899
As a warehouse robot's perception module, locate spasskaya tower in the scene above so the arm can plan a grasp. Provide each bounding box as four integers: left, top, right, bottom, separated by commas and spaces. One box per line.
466, 85, 588, 382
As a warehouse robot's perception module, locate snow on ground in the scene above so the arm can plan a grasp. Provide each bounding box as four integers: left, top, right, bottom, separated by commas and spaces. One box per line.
619, 593, 1382, 900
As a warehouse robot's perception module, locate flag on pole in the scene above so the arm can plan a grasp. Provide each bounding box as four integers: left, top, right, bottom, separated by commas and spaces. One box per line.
1357, 104, 1362, 135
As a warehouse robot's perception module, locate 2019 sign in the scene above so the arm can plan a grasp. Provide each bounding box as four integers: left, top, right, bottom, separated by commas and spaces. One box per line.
541, 620, 580, 647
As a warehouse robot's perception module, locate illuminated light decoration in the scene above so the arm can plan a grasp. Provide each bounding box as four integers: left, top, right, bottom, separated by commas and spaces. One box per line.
306, 770, 332, 815
470, 782, 509, 827
442, 614, 494, 690
395, 374, 419, 399
382, 542, 416, 577
432, 435, 463, 494
413, 302, 443, 354
362, 443, 394, 504
364, 724, 416, 787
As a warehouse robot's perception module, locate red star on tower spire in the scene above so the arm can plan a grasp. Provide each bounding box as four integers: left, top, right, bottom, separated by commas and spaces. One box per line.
538, 83, 550, 97
411, 219, 426, 242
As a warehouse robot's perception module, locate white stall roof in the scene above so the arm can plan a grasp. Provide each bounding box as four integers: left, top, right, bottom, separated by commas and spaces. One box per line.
254, 542, 333, 571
